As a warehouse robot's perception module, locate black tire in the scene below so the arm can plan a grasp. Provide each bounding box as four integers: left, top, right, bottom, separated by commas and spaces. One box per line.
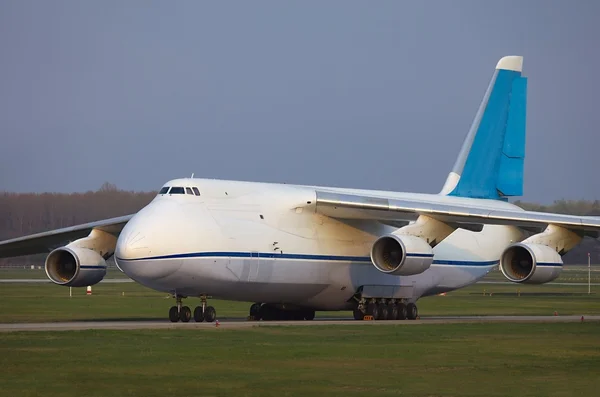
279, 310, 292, 321
193, 306, 204, 322
378, 303, 388, 320
249, 303, 261, 319
397, 303, 407, 320
204, 306, 216, 323
304, 310, 315, 321
180, 306, 191, 322
260, 305, 274, 321
353, 308, 364, 321
290, 311, 302, 321
407, 303, 418, 320
168, 306, 179, 322
366, 302, 375, 315
388, 304, 398, 320
368, 303, 380, 320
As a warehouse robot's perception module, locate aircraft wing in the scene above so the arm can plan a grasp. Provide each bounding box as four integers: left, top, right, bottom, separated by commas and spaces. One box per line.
0, 215, 133, 258
315, 191, 600, 234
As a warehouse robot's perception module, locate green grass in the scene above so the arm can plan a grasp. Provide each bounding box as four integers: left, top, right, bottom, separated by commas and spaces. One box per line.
0, 281, 599, 323
1, 271, 599, 397
1, 323, 599, 397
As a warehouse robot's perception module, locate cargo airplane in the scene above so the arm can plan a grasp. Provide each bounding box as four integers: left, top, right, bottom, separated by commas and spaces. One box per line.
2, 56, 597, 323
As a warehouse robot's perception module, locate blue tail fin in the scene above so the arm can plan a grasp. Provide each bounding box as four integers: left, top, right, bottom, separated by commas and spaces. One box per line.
440, 56, 527, 200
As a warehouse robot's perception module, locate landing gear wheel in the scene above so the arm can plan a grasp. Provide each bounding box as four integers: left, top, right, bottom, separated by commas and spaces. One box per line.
367, 303, 379, 320
249, 303, 262, 320
279, 310, 291, 321
304, 310, 315, 321
407, 303, 418, 320
397, 303, 407, 320
388, 304, 398, 320
168, 306, 180, 322
193, 306, 205, 322
378, 303, 388, 320
204, 306, 217, 323
291, 311, 304, 321
179, 306, 191, 322
353, 308, 364, 321
260, 305, 274, 321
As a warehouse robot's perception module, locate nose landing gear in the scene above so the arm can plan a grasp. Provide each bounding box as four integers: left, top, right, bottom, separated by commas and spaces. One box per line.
193, 295, 216, 323
168, 295, 217, 323
168, 295, 188, 323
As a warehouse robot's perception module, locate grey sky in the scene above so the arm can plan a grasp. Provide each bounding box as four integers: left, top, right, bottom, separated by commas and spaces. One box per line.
1, 0, 598, 203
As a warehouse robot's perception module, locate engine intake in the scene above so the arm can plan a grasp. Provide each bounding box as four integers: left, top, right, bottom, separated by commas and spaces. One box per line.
370, 234, 433, 276
45, 246, 107, 287
499, 243, 562, 284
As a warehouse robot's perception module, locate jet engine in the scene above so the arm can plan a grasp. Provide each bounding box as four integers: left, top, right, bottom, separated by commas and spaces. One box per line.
45, 246, 107, 287
370, 234, 433, 276
499, 243, 562, 284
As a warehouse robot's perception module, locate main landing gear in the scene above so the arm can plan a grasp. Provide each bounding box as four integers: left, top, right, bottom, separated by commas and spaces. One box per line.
249, 303, 315, 321
353, 299, 418, 321
169, 295, 217, 323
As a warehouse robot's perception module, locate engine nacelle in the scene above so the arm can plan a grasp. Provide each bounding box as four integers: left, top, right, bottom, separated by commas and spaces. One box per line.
45, 246, 107, 287
499, 243, 562, 284
370, 234, 433, 276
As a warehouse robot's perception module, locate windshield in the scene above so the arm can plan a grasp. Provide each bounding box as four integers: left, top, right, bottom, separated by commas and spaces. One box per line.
169, 187, 185, 194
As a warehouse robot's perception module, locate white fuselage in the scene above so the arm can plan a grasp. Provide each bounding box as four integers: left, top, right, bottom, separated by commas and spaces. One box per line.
115, 178, 523, 310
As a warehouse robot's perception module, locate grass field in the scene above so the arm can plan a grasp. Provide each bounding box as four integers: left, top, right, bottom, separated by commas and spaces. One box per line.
1, 323, 599, 397
1, 269, 600, 396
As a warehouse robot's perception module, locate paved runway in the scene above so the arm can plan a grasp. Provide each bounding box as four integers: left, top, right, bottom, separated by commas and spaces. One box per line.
1, 315, 598, 332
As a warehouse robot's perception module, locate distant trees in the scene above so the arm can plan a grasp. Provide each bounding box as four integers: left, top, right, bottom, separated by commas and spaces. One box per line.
0, 184, 155, 267
1, 190, 599, 266
513, 199, 600, 216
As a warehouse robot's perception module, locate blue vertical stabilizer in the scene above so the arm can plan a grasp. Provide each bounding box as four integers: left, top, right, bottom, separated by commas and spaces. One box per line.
441, 56, 527, 200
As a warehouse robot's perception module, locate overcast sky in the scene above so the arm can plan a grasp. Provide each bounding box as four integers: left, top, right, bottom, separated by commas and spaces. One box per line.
1, 0, 598, 203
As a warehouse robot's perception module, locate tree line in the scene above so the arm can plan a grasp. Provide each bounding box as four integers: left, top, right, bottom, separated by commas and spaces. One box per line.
0, 184, 598, 266
0, 183, 155, 267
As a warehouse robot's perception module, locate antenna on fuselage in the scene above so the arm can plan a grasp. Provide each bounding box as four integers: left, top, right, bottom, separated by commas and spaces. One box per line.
190, 173, 194, 179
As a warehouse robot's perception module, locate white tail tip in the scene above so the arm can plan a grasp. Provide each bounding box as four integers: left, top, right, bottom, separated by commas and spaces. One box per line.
496, 56, 523, 72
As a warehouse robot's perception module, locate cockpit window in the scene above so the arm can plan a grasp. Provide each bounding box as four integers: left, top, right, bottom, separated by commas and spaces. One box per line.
185, 187, 193, 195
192, 187, 200, 196
169, 187, 185, 194
159, 187, 170, 194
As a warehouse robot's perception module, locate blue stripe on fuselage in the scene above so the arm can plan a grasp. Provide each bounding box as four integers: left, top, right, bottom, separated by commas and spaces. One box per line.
116, 252, 498, 267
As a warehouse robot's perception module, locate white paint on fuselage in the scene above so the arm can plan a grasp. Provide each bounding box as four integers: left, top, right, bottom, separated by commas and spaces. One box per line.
115, 178, 523, 310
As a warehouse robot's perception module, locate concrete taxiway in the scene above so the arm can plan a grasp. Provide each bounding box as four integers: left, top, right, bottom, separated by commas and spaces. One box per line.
1, 315, 598, 332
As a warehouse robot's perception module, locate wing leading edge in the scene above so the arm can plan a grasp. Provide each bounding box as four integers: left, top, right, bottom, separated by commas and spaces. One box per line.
0, 215, 133, 258
315, 191, 600, 235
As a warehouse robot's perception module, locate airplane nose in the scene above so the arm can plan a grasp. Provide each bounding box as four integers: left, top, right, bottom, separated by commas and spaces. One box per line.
115, 202, 183, 281
116, 225, 150, 260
